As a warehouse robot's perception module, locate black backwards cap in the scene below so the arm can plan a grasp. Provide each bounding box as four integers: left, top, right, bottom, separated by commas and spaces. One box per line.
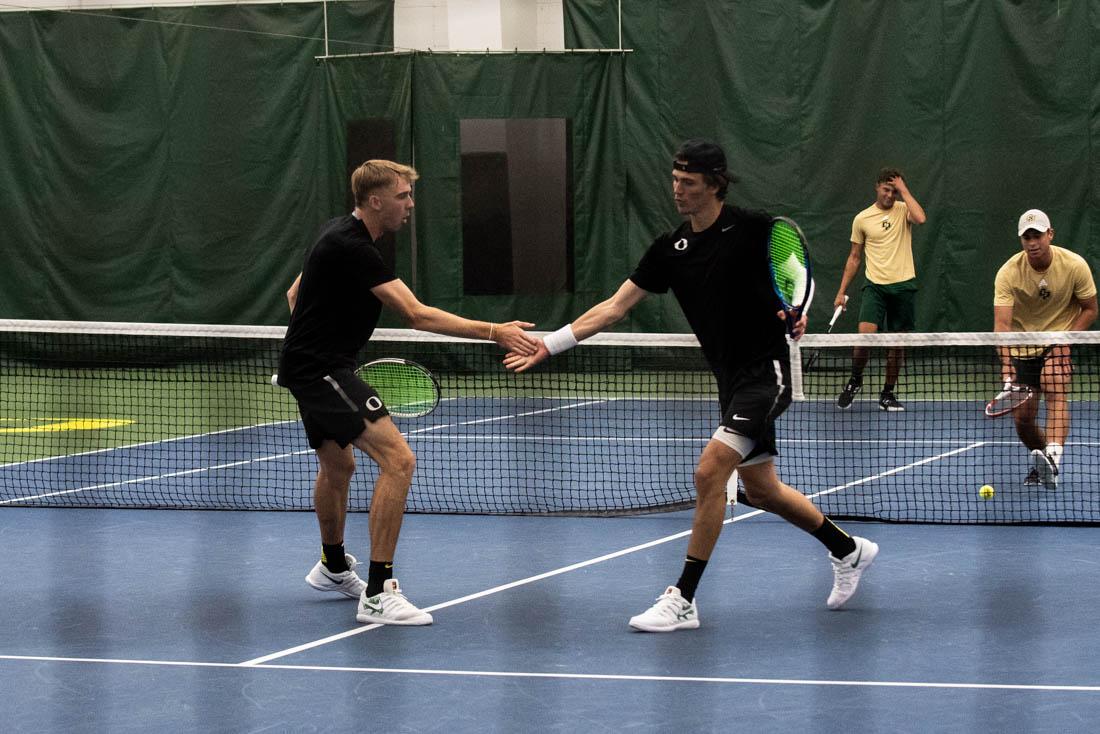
672, 139, 737, 182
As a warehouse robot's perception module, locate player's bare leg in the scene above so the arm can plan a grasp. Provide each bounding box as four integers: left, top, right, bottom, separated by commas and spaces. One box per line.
313, 442, 355, 544
686, 440, 741, 560
1032, 346, 1072, 488
628, 439, 737, 632
304, 442, 364, 598
740, 461, 878, 610
838, 321, 875, 409
352, 416, 416, 562
1013, 398, 1046, 450
738, 460, 823, 531
351, 417, 431, 625
1042, 347, 1072, 448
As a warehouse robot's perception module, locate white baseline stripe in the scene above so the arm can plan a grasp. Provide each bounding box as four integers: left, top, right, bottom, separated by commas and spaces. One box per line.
0, 655, 1097, 693
241, 443, 982, 666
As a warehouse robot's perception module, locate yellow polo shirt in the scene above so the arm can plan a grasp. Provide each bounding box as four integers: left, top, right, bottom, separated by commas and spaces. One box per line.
993, 245, 1096, 332
850, 201, 914, 285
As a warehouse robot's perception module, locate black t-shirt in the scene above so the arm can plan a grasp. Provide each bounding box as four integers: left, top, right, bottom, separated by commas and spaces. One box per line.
278, 215, 397, 384
629, 204, 788, 395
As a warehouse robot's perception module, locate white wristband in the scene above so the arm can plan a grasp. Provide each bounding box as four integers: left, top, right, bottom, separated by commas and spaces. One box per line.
543, 325, 578, 355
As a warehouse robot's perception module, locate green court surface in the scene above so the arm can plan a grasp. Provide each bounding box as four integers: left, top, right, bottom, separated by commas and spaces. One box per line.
1, 367, 300, 464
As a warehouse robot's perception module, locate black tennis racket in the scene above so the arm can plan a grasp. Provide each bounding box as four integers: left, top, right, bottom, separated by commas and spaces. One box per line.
768, 217, 814, 335
355, 358, 441, 418
984, 381, 1034, 418
804, 295, 848, 370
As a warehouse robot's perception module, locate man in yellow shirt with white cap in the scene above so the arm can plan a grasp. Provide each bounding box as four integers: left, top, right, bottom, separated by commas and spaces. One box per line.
993, 209, 1097, 489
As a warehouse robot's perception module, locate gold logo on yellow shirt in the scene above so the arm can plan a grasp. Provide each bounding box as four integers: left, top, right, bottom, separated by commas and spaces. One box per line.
1038, 278, 1051, 301
881, 216, 892, 231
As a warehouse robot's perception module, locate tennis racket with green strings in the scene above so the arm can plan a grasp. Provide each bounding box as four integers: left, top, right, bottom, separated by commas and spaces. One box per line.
355, 358, 441, 418
768, 216, 814, 335
271, 358, 441, 418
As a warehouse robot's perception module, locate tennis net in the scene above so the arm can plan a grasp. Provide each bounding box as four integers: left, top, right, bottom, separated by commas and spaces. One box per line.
2, 320, 1099, 523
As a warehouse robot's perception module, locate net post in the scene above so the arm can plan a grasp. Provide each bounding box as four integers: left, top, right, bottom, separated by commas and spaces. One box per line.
789, 336, 806, 401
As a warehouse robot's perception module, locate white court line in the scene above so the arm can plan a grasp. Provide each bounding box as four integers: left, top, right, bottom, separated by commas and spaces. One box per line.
0, 449, 312, 505
0, 398, 607, 475
0, 654, 1097, 693
406, 399, 610, 434
0, 406, 1008, 507
240, 442, 985, 666
404, 436, 1008, 446
0, 401, 609, 504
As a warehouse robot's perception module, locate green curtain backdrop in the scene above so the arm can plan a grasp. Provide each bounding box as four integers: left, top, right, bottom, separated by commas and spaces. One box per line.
2, 1, 1097, 332
0, 1, 393, 324
565, 0, 1099, 332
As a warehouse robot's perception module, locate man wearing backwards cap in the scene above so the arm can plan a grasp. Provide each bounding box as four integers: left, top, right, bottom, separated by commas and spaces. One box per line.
994, 209, 1097, 489
504, 139, 879, 631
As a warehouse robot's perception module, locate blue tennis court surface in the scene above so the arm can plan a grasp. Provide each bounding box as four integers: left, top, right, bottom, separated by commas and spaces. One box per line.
4, 396, 1099, 522
3, 394, 1100, 730
1, 507, 1098, 732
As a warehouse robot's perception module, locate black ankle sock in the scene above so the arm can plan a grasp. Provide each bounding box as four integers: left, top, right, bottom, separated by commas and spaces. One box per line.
675, 555, 708, 602
365, 560, 393, 597
812, 518, 857, 559
322, 543, 348, 573
882, 383, 896, 394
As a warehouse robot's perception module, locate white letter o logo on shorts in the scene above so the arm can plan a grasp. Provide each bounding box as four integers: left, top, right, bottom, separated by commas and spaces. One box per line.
365, 396, 383, 411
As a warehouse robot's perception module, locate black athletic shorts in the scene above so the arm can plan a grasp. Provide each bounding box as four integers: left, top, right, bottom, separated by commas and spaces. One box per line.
714, 358, 793, 464
1011, 352, 1050, 390
286, 369, 389, 450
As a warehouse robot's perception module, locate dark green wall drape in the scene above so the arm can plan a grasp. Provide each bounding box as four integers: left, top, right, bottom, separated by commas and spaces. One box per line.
2, 1, 1096, 332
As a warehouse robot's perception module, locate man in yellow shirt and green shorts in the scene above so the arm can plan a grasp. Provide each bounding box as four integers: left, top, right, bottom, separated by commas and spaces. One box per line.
993, 209, 1097, 489
835, 168, 927, 411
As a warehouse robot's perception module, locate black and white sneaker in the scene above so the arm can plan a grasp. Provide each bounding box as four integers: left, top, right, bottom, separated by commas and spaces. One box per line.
878, 391, 905, 411
836, 379, 862, 409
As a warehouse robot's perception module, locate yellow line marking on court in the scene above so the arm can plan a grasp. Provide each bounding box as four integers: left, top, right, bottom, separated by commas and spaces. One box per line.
0, 418, 134, 433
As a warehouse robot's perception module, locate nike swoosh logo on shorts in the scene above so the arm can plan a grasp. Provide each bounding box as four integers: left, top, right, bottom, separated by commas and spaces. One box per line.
728, 414, 750, 421
722, 225, 735, 232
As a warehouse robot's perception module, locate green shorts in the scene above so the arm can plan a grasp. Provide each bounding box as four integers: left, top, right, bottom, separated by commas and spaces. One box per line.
858, 279, 917, 332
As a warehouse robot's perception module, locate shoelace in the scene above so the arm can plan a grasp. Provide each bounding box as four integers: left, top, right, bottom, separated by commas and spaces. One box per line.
831, 564, 859, 592
379, 586, 415, 607
649, 594, 690, 620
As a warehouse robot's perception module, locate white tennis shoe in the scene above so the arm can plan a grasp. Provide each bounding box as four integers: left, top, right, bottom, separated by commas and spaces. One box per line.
827, 537, 878, 610
1031, 449, 1059, 490
357, 578, 433, 625
628, 586, 700, 632
305, 553, 366, 599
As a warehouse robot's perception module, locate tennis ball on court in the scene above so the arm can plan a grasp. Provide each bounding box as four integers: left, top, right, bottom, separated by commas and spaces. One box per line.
979, 485, 995, 499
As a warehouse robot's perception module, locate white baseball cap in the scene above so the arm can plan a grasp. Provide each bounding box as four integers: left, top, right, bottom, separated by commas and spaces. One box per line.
1017, 209, 1052, 236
